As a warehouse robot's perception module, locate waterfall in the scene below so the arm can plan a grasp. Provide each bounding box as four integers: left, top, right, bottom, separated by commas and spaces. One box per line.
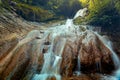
32, 37, 62, 80
107, 42, 120, 69
32, 18, 83, 80
95, 32, 120, 69
77, 56, 81, 72
32, 25, 68, 80
76, 56, 81, 76
73, 8, 87, 19
65, 19, 73, 27
94, 32, 120, 80
32, 8, 120, 80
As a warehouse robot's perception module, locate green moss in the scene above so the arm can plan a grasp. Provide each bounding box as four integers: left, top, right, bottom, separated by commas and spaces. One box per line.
74, 17, 87, 25
115, 1, 120, 14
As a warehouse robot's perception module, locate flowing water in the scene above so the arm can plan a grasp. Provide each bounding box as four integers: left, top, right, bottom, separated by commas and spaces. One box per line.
73, 8, 87, 19
32, 18, 83, 80
31, 8, 120, 80
94, 32, 120, 80
76, 56, 81, 76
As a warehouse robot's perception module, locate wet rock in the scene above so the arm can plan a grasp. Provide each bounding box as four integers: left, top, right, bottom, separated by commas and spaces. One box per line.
0, 19, 117, 79
62, 74, 101, 80
58, 31, 114, 76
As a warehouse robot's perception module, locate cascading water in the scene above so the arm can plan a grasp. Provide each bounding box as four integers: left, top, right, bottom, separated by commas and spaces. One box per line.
0, 7, 120, 80
95, 31, 120, 80
73, 8, 87, 19
77, 56, 81, 73
31, 8, 120, 80
32, 35, 63, 80
32, 18, 83, 80
95, 32, 120, 69
76, 56, 81, 76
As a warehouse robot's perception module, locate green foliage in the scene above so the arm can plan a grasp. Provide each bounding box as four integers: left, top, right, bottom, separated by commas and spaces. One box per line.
9, 0, 82, 21
0, 0, 2, 4
78, 0, 120, 27
57, 0, 82, 17
79, 0, 89, 7
115, 0, 120, 14
0, 0, 12, 11
31, 0, 82, 18
12, 0, 32, 4
74, 17, 87, 25
15, 3, 54, 21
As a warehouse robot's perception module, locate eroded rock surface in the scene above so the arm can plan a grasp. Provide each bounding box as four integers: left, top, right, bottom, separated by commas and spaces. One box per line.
0, 19, 117, 80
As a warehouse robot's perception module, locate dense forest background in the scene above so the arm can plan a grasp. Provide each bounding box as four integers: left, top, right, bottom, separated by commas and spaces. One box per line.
0, 0, 119, 28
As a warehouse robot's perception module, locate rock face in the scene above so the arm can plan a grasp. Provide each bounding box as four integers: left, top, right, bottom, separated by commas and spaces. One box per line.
0, 19, 117, 80
0, 8, 35, 54
0, 30, 44, 80
0, 7, 44, 80
55, 31, 114, 76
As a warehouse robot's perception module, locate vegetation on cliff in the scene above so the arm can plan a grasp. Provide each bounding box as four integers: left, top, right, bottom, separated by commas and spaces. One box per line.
6, 0, 119, 28
74, 0, 120, 28
15, 3, 55, 22
9, 0, 82, 21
